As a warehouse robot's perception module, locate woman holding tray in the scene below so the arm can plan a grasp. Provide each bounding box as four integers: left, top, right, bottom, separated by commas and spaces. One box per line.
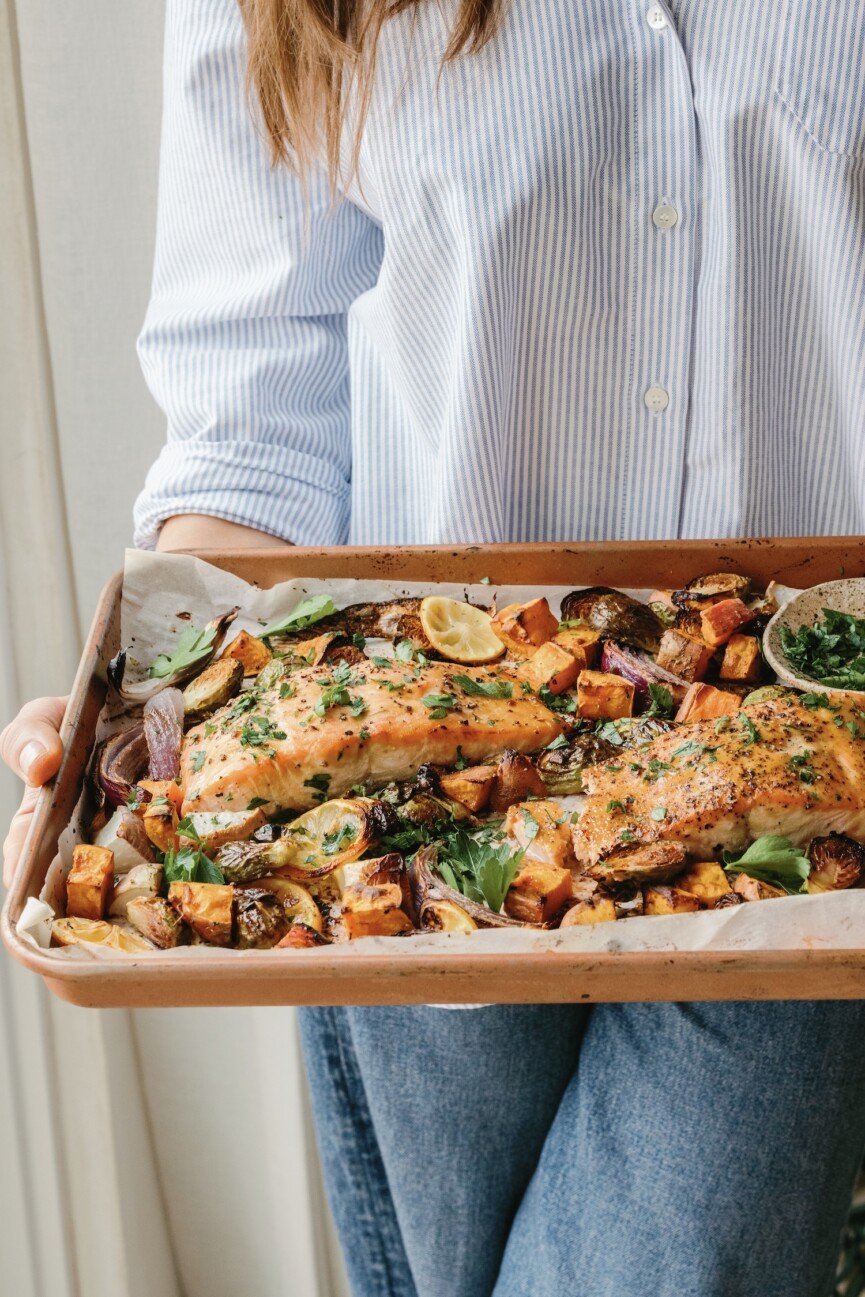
4, 2, 865, 1293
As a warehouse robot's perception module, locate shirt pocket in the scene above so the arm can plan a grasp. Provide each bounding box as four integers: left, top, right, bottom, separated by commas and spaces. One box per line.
775, 1, 865, 160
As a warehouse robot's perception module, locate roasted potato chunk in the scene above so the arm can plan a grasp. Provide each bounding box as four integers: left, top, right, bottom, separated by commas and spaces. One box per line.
732, 874, 786, 902
655, 628, 714, 682
577, 670, 635, 720
559, 895, 617, 926
719, 634, 762, 683
553, 626, 601, 670
675, 861, 733, 907
518, 641, 580, 696
644, 885, 702, 915
675, 682, 742, 723
439, 764, 498, 813
221, 629, 272, 676
137, 779, 183, 813
341, 882, 414, 939
491, 598, 559, 657
168, 881, 234, 945
489, 751, 547, 813
504, 860, 572, 923
66, 844, 114, 920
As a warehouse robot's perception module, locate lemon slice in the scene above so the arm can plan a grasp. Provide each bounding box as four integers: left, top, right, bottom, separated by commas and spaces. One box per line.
420, 596, 504, 664
52, 917, 153, 953
271, 798, 374, 879
420, 899, 478, 933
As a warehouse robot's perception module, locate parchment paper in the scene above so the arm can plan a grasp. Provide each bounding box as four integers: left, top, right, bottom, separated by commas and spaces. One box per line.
23, 549, 865, 958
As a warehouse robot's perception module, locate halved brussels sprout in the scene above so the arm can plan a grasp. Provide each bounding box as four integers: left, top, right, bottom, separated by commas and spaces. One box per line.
182, 657, 243, 720
806, 834, 865, 893
234, 888, 289, 949
236, 876, 324, 932
671, 572, 752, 608
587, 841, 687, 886
559, 588, 664, 653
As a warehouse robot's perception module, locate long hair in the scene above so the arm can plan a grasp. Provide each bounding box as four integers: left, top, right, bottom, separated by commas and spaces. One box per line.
239, 1, 501, 187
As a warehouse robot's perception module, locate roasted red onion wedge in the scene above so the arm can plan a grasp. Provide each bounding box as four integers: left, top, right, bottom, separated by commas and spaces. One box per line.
409, 845, 526, 929
600, 641, 689, 707
107, 609, 238, 704
95, 724, 149, 807
143, 688, 184, 781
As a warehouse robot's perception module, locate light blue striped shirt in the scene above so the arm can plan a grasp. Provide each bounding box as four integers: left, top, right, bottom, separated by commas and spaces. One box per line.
134, 0, 865, 549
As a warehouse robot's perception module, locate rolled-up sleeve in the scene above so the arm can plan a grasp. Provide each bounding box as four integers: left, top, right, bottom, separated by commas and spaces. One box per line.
134, 0, 383, 548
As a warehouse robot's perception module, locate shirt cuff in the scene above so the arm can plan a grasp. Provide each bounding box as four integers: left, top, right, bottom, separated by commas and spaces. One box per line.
133, 440, 350, 549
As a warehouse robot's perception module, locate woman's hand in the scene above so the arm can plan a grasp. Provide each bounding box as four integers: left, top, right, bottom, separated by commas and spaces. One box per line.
2, 697, 67, 887
1, 515, 288, 888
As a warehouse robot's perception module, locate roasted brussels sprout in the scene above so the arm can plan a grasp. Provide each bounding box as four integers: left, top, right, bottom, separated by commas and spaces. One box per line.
535, 733, 616, 794
559, 587, 664, 653
806, 834, 865, 893
671, 572, 752, 608
587, 841, 687, 886
182, 657, 243, 719
612, 886, 645, 918
126, 896, 187, 948
234, 888, 290, 949
713, 890, 743, 909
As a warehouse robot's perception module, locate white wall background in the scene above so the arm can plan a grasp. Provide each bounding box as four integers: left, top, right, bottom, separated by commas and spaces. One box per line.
0, 3, 347, 1294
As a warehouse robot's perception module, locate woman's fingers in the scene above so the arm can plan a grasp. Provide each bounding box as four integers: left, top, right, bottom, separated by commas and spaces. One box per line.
3, 785, 40, 888
0, 696, 67, 785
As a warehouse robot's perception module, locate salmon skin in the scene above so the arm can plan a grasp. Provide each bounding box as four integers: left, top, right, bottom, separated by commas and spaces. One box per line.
180, 659, 564, 814
573, 694, 865, 864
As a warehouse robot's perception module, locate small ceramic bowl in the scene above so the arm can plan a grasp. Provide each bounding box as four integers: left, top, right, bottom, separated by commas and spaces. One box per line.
763, 577, 865, 695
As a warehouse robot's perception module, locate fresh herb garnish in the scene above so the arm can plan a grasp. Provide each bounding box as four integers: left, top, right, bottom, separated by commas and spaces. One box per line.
260, 594, 335, 640
451, 674, 513, 700
322, 823, 357, 856
162, 818, 225, 885
422, 692, 457, 720
190, 749, 207, 773
246, 797, 269, 809
650, 806, 668, 821
303, 773, 331, 803
645, 683, 675, 718
722, 835, 811, 894
148, 623, 217, 679
539, 685, 578, 714
240, 715, 287, 747
436, 827, 524, 913
780, 608, 865, 691
740, 714, 761, 746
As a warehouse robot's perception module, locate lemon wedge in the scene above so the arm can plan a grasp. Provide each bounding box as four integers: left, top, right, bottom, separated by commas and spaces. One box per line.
420, 899, 478, 933
420, 596, 504, 664
271, 798, 374, 879
52, 917, 153, 953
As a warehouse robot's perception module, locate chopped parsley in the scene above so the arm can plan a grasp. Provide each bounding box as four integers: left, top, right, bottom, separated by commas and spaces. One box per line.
451, 674, 513, 700
240, 715, 287, 747
780, 608, 865, 691
421, 692, 457, 720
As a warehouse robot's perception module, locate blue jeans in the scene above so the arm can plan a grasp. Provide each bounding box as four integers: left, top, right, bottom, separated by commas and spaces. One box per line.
299, 1002, 865, 1297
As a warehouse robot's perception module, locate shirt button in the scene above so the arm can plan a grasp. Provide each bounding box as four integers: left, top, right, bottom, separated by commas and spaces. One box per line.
644, 385, 670, 413
652, 200, 678, 230
646, 5, 668, 30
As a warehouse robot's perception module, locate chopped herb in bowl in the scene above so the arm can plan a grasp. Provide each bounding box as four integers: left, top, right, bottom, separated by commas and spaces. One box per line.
779, 608, 865, 692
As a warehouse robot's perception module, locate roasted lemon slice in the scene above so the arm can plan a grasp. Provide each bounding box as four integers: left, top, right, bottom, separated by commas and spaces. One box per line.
52, 917, 153, 953
420, 596, 504, 664
273, 798, 374, 879
420, 899, 478, 933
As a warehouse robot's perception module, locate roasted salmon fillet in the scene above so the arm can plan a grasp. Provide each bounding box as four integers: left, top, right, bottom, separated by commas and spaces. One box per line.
573, 694, 865, 863
180, 659, 564, 813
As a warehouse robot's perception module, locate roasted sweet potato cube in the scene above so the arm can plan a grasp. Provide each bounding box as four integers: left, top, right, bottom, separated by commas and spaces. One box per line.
66, 844, 114, 920
221, 629, 272, 676
168, 881, 234, 945
518, 641, 580, 695
577, 670, 635, 720
675, 682, 742, 723
439, 765, 498, 813
505, 800, 575, 868
699, 598, 754, 648
341, 882, 414, 939
553, 627, 601, 670
732, 874, 786, 902
504, 861, 573, 923
675, 861, 733, 906
559, 895, 617, 926
137, 779, 183, 813
719, 634, 761, 682
143, 799, 179, 853
643, 886, 702, 915
492, 598, 559, 656
488, 751, 547, 813
655, 627, 714, 682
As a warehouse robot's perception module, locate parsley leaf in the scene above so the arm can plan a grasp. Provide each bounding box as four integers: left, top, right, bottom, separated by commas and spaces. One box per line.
436, 827, 524, 913
722, 835, 811, 894
162, 818, 225, 885
260, 595, 335, 640
451, 674, 513, 700
421, 692, 457, 720
148, 624, 217, 679
645, 683, 675, 718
